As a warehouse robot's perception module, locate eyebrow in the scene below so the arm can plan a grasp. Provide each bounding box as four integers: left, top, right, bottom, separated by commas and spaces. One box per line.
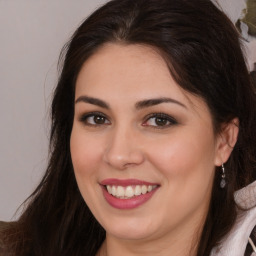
75, 95, 186, 110
75, 96, 110, 109
135, 97, 187, 109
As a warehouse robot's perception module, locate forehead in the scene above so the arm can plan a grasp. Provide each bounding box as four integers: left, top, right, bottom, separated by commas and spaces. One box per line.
76, 43, 180, 96
75, 43, 209, 115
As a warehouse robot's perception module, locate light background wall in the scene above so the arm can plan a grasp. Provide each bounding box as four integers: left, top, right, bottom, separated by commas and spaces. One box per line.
0, 0, 107, 221
0, 0, 255, 221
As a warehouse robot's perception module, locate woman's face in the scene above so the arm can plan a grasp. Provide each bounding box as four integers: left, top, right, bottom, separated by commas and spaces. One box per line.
70, 43, 224, 242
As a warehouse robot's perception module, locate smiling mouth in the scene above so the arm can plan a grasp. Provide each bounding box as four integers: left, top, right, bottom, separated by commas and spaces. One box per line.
104, 184, 158, 199
101, 179, 160, 209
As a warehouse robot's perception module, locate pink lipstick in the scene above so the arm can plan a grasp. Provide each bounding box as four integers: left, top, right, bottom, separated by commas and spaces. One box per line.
100, 179, 159, 209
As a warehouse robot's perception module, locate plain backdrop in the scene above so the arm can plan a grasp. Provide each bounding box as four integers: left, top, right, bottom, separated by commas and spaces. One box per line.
0, 0, 254, 222
0, 0, 107, 221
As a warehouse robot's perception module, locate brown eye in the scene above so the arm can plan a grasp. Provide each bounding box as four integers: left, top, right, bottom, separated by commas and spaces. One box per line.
155, 117, 168, 126
94, 115, 106, 124
80, 112, 110, 126
143, 113, 177, 128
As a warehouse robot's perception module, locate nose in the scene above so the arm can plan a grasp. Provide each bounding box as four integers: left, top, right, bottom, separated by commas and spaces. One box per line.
103, 127, 145, 170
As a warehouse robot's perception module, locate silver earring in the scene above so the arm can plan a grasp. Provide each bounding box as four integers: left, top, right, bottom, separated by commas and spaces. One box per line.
220, 163, 226, 188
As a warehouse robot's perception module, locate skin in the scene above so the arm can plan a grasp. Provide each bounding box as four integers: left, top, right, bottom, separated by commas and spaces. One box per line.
70, 43, 238, 256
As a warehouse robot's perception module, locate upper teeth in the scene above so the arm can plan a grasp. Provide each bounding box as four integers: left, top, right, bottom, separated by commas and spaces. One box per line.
106, 185, 157, 199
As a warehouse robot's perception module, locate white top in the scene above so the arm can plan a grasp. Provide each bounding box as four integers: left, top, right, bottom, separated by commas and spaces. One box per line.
210, 181, 256, 256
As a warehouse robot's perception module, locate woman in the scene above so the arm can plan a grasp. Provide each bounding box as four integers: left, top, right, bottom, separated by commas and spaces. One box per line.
1, 0, 256, 255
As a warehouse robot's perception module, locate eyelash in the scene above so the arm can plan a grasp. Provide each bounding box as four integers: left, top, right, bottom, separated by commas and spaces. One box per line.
79, 112, 110, 126
142, 113, 178, 129
79, 112, 178, 128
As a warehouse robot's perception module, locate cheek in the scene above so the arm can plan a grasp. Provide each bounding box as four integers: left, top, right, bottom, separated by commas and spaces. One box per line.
70, 128, 102, 175
147, 128, 216, 188
70, 128, 106, 212
70, 127, 105, 202
144, 130, 216, 229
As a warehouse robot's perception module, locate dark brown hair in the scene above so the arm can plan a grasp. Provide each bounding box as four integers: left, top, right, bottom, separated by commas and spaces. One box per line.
2, 0, 256, 255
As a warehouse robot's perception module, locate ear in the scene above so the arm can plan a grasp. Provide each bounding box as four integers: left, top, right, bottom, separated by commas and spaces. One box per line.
214, 118, 239, 166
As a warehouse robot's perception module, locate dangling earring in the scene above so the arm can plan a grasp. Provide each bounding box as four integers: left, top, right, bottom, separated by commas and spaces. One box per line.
220, 163, 226, 188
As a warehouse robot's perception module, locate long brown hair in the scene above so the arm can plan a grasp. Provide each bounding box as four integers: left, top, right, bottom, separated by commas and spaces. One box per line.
2, 0, 256, 255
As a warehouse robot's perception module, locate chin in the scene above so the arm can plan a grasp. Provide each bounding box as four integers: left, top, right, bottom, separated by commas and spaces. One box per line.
108, 228, 155, 241
103, 217, 158, 240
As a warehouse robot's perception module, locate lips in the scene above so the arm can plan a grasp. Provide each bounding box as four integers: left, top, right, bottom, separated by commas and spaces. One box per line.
100, 179, 159, 209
